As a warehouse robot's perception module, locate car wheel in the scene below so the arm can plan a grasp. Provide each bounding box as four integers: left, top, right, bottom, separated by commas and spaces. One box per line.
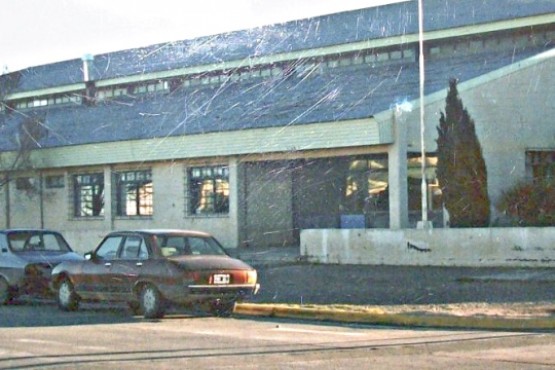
140, 284, 165, 319
57, 278, 79, 311
210, 299, 235, 317
0, 278, 13, 305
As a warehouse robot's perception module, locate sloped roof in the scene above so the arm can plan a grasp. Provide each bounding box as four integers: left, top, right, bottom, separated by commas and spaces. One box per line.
5, 0, 555, 92
0, 45, 548, 152
0, 0, 553, 153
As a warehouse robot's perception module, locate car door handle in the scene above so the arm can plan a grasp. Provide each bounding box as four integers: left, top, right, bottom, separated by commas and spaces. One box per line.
104, 262, 112, 267
136, 262, 143, 267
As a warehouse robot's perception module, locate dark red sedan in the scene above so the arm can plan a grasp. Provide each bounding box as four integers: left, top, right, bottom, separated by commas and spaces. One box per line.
50, 229, 259, 318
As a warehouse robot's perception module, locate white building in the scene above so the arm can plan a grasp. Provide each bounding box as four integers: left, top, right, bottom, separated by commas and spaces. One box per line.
0, 0, 553, 252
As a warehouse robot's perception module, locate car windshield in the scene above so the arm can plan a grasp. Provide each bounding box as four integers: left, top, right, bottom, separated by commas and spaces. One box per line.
155, 235, 227, 258
7, 231, 72, 253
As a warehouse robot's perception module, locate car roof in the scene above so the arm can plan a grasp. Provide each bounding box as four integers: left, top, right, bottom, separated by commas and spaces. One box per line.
107, 229, 213, 238
0, 228, 64, 234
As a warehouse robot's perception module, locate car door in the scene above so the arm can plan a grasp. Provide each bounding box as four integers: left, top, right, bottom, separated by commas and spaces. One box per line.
110, 234, 150, 300
75, 235, 123, 300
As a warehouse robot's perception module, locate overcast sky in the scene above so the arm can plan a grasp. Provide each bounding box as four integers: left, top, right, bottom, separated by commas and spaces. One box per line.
1, 0, 405, 73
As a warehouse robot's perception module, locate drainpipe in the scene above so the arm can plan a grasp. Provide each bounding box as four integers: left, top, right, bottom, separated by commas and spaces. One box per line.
4, 174, 10, 229
39, 171, 44, 229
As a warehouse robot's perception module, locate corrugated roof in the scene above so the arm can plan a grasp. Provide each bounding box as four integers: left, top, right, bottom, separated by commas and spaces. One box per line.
0, 44, 547, 152
4, 0, 554, 92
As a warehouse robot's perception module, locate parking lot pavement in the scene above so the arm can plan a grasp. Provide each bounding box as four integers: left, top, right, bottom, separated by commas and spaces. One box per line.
233, 247, 555, 330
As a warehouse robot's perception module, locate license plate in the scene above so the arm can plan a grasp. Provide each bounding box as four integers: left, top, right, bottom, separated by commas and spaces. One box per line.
212, 274, 230, 284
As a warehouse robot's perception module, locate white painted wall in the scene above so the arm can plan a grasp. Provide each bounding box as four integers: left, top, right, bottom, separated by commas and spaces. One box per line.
404, 51, 555, 221
2, 160, 241, 254
301, 228, 555, 267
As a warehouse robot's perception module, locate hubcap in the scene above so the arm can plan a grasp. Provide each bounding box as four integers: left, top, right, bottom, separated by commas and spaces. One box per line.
143, 288, 155, 311
59, 282, 71, 305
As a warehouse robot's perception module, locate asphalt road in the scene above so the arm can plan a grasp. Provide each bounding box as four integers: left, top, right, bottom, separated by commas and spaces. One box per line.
250, 264, 555, 306
1, 302, 554, 369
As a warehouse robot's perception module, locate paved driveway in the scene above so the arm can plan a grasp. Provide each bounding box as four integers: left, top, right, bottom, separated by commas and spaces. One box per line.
250, 264, 555, 306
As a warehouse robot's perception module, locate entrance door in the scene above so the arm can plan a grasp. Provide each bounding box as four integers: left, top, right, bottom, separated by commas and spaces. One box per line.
244, 162, 295, 248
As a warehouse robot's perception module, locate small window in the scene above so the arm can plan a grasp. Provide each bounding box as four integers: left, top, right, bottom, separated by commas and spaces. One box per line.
188, 165, 229, 215
45, 175, 65, 189
526, 150, 555, 182
16, 177, 35, 190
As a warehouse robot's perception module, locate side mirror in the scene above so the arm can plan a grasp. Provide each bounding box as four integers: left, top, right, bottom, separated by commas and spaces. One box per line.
84, 252, 94, 260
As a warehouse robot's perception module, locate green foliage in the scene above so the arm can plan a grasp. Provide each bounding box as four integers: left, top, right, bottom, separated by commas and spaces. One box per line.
497, 180, 555, 226
436, 79, 490, 227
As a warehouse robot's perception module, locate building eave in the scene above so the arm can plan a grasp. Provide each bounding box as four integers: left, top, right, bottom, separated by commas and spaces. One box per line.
3, 118, 387, 170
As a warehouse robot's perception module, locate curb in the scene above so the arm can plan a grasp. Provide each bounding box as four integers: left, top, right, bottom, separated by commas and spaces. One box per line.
234, 303, 555, 331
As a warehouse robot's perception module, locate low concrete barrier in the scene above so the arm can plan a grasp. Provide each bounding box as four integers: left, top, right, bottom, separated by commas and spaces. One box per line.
301, 227, 555, 267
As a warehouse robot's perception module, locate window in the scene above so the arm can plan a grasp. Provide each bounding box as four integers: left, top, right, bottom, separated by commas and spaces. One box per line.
45, 175, 65, 189
7, 231, 71, 252
95, 236, 122, 260
527, 150, 555, 182
73, 173, 104, 217
16, 177, 35, 190
121, 236, 148, 259
115, 170, 153, 216
188, 165, 229, 215
407, 156, 442, 211
343, 158, 389, 214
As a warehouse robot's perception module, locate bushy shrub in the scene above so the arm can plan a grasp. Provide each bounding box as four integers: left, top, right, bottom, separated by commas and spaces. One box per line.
497, 180, 555, 226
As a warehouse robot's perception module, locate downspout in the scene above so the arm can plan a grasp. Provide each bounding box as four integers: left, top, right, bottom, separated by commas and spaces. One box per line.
39, 171, 44, 228
4, 174, 10, 229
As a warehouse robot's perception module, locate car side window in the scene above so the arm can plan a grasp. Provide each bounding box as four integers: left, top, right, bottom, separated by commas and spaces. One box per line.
120, 236, 145, 259
189, 237, 212, 255
42, 233, 70, 252
138, 240, 149, 259
95, 236, 123, 260
25, 235, 43, 250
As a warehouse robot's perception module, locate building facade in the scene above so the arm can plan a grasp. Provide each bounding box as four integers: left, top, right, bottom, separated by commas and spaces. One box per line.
0, 0, 554, 251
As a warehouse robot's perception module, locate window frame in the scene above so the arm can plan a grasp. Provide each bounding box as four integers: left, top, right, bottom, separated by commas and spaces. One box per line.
72, 173, 105, 218
187, 165, 230, 216
114, 170, 153, 217
45, 174, 65, 189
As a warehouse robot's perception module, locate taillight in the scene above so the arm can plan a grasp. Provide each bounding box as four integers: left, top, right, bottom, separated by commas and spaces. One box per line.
184, 271, 200, 282
246, 270, 257, 285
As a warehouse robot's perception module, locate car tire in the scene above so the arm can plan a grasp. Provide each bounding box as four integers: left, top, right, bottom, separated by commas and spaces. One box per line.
0, 278, 13, 305
57, 278, 79, 311
140, 284, 165, 319
210, 299, 235, 317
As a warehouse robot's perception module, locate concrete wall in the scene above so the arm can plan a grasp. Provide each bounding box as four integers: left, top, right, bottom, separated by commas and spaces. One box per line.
301, 228, 555, 267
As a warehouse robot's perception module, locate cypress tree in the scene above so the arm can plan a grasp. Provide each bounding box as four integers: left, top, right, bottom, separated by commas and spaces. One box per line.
436, 79, 490, 227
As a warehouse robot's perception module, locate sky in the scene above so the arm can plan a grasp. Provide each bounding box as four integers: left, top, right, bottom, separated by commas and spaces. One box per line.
0, 0, 405, 74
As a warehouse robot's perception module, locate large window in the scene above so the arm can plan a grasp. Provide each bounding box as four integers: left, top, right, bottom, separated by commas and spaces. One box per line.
73, 173, 104, 217
343, 158, 389, 214
115, 170, 153, 216
407, 155, 443, 226
188, 165, 229, 215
